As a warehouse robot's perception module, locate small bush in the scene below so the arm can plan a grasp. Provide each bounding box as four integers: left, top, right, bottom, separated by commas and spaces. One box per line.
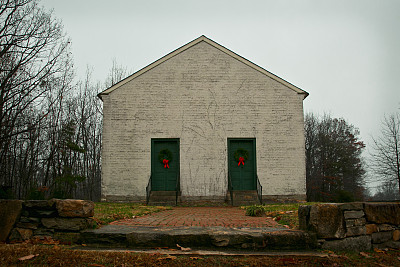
27, 186, 49, 200
335, 190, 354, 203
0, 186, 14, 199
245, 205, 265, 216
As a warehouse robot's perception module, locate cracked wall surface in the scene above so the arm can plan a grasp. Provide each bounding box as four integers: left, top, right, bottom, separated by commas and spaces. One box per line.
101, 41, 306, 201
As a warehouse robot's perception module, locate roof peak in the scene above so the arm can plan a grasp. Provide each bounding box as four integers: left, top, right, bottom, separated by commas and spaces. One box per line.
98, 36, 308, 99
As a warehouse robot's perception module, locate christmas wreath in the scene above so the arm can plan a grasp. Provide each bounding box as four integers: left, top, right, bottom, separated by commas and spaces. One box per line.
234, 148, 249, 166
158, 149, 173, 168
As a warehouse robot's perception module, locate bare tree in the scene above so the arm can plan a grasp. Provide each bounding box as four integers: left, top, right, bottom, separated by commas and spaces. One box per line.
0, 0, 129, 200
0, 0, 72, 141
0, 0, 72, 197
104, 58, 130, 89
370, 113, 400, 195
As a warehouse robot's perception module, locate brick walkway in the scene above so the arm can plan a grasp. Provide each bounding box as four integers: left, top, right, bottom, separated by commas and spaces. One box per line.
110, 207, 280, 228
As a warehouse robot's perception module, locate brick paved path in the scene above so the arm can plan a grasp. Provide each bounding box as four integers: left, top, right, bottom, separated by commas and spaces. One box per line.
110, 207, 280, 228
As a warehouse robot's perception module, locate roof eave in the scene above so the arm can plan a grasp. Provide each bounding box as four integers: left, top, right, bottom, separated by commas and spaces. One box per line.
301, 91, 309, 99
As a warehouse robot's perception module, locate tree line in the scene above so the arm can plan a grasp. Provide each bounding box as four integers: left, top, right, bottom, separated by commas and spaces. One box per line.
1, 0, 399, 202
0, 0, 129, 200
304, 113, 366, 202
304, 112, 400, 202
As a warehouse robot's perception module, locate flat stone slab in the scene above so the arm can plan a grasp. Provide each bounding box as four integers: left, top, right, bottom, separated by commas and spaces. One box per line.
322, 235, 372, 251
0, 200, 23, 241
81, 225, 135, 247
56, 199, 94, 218
75, 247, 329, 257
364, 203, 400, 224
81, 225, 317, 251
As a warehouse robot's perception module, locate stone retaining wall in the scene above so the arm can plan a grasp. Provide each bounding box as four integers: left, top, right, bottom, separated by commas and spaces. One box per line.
0, 199, 95, 244
299, 202, 400, 251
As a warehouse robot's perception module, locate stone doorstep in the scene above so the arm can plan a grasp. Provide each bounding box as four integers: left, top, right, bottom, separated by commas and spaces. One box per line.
80, 225, 317, 251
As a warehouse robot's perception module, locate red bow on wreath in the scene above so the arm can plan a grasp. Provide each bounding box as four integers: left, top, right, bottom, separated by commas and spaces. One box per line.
238, 157, 245, 166
163, 159, 169, 168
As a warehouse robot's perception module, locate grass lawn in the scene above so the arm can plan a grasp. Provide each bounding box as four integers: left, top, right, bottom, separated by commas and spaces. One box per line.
93, 202, 172, 226
242, 202, 319, 229
1, 243, 400, 266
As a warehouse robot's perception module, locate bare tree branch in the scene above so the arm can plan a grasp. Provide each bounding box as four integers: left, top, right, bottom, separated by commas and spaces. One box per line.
370, 113, 400, 196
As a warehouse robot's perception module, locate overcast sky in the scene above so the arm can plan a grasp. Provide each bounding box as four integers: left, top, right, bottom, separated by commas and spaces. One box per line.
41, 0, 399, 186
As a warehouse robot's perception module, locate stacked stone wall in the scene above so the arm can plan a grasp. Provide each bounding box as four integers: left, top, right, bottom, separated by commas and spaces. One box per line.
0, 199, 95, 244
299, 203, 400, 251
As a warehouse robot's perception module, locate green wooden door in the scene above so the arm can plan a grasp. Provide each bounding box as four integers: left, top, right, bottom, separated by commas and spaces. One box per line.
228, 139, 256, 190
151, 139, 179, 191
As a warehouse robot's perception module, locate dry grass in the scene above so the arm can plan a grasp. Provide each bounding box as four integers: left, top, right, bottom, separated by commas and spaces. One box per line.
1, 243, 399, 266
243, 203, 318, 229
93, 202, 172, 226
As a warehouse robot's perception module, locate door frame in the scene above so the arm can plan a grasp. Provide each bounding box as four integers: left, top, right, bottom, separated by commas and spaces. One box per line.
227, 138, 257, 190
151, 138, 180, 191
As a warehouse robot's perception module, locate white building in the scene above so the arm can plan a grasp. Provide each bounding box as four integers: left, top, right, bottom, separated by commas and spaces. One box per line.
99, 36, 308, 205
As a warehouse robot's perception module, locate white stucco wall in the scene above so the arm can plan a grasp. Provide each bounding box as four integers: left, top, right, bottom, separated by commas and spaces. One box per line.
101, 40, 306, 202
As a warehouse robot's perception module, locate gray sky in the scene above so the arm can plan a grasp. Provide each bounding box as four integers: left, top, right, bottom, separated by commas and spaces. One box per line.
41, 0, 399, 183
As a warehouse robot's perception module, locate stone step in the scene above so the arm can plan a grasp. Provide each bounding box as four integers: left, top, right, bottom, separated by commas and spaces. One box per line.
232, 190, 258, 197
147, 201, 177, 206
229, 190, 260, 206
232, 200, 260, 206
149, 195, 176, 201
81, 225, 318, 251
147, 191, 179, 206
150, 191, 177, 196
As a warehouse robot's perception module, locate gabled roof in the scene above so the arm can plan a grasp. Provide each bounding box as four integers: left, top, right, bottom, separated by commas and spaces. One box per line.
98, 35, 308, 99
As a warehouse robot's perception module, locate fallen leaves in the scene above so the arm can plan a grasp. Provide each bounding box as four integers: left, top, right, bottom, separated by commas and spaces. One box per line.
374, 248, 386, 253
24, 236, 59, 245
2, 242, 400, 266
157, 254, 177, 261
327, 252, 349, 260
19, 254, 39, 261
360, 252, 372, 258
176, 244, 191, 251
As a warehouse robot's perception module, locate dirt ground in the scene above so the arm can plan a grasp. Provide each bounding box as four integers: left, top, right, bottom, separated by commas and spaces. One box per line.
1, 242, 400, 266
